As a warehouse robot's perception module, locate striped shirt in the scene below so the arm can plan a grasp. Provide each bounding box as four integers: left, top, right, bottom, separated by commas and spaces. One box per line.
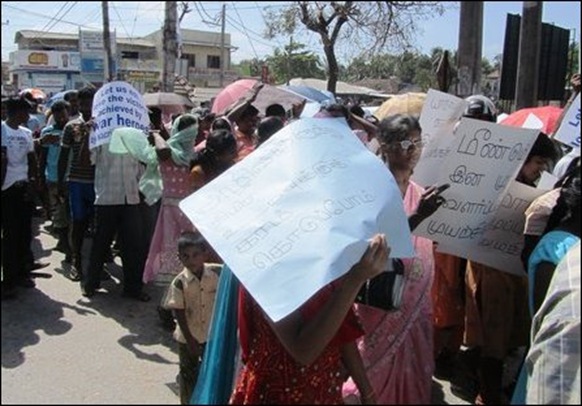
91, 144, 143, 206
60, 117, 95, 183
526, 241, 581, 404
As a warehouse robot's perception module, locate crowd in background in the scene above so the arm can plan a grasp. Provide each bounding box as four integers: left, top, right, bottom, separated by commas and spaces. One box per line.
1, 74, 580, 405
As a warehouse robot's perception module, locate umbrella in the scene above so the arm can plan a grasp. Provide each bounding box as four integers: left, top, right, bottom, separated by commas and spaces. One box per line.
45, 90, 70, 109
374, 93, 427, 120
279, 85, 334, 104
500, 106, 563, 135
211, 79, 305, 116
19, 88, 47, 101
142, 92, 194, 108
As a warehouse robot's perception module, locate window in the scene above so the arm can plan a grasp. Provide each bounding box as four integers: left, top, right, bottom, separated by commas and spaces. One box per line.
185, 54, 196, 68
121, 51, 139, 59
207, 55, 220, 69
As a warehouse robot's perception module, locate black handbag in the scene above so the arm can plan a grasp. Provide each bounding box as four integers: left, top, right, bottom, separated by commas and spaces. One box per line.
355, 259, 405, 311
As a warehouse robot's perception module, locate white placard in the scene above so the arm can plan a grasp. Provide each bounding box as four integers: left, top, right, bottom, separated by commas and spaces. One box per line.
414, 118, 540, 273
553, 93, 581, 149
89, 81, 150, 149
537, 171, 559, 190
438, 181, 547, 275
413, 89, 467, 187
180, 118, 414, 322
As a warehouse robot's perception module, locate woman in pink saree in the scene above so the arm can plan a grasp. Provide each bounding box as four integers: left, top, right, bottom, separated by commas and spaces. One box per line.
343, 114, 445, 404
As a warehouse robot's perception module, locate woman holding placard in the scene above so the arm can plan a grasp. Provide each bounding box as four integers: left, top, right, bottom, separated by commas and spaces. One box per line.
343, 114, 446, 404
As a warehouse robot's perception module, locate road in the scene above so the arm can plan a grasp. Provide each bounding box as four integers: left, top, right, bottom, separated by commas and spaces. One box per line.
2, 216, 470, 404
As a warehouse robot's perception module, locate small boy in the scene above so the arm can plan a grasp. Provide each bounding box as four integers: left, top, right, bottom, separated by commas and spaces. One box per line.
164, 231, 221, 404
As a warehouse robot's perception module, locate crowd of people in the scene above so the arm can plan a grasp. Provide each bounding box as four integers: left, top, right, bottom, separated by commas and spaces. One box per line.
1, 74, 580, 406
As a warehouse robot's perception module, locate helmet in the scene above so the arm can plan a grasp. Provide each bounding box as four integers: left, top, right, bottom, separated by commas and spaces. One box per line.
463, 95, 497, 123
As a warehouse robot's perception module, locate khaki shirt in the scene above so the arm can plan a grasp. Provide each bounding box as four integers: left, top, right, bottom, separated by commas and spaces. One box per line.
165, 263, 221, 344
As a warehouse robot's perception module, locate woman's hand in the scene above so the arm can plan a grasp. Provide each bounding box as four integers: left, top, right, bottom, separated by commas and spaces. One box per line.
349, 234, 390, 282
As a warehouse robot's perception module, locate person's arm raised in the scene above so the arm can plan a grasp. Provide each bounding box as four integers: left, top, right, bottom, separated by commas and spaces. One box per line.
267, 234, 389, 366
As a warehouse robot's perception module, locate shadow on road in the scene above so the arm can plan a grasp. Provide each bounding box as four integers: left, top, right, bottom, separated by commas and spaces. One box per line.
1, 288, 95, 369
75, 260, 177, 365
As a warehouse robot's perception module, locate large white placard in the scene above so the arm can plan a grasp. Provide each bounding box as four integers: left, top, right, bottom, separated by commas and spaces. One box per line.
413, 89, 467, 187
90, 81, 150, 149
414, 118, 540, 273
553, 93, 581, 150
180, 118, 414, 322
438, 181, 547, 275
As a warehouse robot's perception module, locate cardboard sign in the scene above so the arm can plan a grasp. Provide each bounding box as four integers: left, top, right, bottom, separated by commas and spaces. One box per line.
414, 118, 540, 274
180, 118, 414, 321
553, 93, 581, 150
413, 89, 467, 187
90, 81, 150, 149
438, 181, 547, 275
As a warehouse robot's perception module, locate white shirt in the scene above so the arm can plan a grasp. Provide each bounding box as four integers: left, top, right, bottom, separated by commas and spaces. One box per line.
1, 122, 34, 190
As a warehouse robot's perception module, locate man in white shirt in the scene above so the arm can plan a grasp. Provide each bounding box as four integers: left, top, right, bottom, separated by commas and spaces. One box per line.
1, 98, 37, 299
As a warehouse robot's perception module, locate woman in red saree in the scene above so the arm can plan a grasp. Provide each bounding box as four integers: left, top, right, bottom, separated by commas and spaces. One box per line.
230, 234, 389, 405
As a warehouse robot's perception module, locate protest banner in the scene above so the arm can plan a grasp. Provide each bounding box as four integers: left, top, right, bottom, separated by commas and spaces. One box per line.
413, 118, 540, 274
438, 181, 547, 275
537, 171, 559, 190
179, 118, 414, 322
89, 81, 150, 149
553, 92, 581, 151
412, 89, 467, 187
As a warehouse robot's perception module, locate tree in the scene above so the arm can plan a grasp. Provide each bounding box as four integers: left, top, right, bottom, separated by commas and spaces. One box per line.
263, 1, 449, 94
265, 40, 326, 84
568, 41, 580, 80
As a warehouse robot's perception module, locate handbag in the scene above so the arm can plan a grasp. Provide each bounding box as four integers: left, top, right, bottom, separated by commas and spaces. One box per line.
355, 259, 405, 311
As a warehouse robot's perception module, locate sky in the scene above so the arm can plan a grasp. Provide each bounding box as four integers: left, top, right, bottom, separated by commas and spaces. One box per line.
1, 1, 580, 65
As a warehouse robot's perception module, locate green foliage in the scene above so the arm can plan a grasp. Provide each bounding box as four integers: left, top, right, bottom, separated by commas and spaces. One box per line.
568, 41, 580, 79
261, 1, 453, 93
265, 40, 326, 84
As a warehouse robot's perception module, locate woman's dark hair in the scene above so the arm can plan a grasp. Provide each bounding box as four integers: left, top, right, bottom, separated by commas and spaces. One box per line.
257, 116, 284, 146
190, 129, 237, 178
176, 114, 198, 132
544, 168, 581, 234
239, 104, 259, 120
265, 103, 286, 118
211, 117, 232, 132
377, 114, 422, 145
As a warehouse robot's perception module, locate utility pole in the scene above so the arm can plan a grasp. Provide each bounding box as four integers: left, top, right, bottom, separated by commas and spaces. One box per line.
456, 1, 484, 98
219, 3, 226, 88
163, 1, 178, 92
286, 36, 293, 85
515, 1, 543, 110
102, 1, 114, 82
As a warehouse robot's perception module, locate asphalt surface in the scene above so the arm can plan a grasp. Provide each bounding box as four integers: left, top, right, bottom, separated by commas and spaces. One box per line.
2, 216, 471, 404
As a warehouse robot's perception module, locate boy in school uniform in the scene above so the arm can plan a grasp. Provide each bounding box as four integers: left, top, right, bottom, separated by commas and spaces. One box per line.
164, 231, 221, 404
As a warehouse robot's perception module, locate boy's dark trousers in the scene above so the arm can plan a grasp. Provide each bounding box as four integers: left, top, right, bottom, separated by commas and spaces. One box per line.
178, 342, 206, 405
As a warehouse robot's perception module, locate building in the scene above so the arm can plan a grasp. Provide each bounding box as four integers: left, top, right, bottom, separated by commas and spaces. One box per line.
8, 28, 238, 95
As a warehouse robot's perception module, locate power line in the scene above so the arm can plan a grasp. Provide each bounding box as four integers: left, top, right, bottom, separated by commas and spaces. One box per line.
111, 2, 131, 39
37, 2, 70, 34
228, 3, 279, 49
2, 3, 94, 30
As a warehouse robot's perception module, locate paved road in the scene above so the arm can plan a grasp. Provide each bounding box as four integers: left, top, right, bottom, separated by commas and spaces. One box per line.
2, 217, 470, 404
